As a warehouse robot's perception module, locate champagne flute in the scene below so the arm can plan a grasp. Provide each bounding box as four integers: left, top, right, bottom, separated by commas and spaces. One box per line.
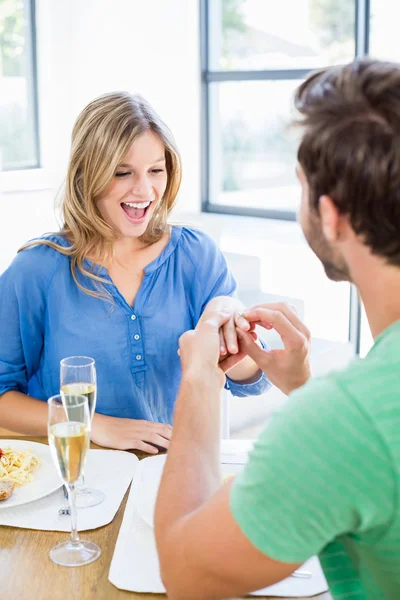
48, 393, 101, 566
60, 356, 105, 508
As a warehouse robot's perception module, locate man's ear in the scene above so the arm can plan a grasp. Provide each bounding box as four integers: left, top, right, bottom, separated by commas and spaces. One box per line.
319, 195, 341, 242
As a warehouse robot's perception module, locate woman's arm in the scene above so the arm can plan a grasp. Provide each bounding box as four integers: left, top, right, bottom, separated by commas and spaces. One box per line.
0, 391, 48, 435
0, 250, 54, 434
0, 390, 173, 453
225, 355, 262, 383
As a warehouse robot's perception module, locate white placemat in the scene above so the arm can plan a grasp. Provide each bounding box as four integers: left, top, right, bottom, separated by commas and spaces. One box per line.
109, 455, 328, 597
220, 438, 255, 464
0, 449, 138, 531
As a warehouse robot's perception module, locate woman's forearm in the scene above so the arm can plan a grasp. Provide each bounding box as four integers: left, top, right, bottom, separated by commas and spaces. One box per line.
0, 391, 48, 435
226, 356, 262, 383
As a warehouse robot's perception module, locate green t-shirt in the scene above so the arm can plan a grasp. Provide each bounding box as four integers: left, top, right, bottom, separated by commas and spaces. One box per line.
230, 320, 400, 599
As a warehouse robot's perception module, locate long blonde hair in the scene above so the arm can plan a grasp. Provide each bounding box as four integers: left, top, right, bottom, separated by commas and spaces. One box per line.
20, 92, 182, 298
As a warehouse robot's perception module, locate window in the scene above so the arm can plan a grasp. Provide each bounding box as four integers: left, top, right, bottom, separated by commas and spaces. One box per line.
201, 1, 371, 356
202, 0, 364, 219
369, 0, 400, 62
0, 0, 39, 171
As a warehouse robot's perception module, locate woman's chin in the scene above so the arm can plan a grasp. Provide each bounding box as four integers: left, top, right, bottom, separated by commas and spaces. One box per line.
118, 214, 153, 240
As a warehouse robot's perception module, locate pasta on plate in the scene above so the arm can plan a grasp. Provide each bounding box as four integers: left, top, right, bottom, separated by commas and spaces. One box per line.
0, 447, 40, 487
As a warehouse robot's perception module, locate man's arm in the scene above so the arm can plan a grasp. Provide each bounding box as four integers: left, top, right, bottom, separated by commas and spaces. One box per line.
154, 311, 304, 600
155, 305, 389, 600
157, 473, 300, 600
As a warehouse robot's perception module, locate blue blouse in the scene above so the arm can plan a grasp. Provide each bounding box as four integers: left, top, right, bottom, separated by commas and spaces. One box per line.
0, 226, 270, 423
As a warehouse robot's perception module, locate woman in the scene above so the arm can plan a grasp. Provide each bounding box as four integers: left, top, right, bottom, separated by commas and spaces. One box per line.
0, 92, 269, 451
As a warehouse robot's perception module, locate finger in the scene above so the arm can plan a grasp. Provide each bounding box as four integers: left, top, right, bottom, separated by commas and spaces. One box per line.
147, 423, 173, 440
223, 316, 238, 354
148, 442, 169, 453
219, 329, 227, 355
144, 432, 171, 449
249, 321, 272, 331
248, 321, 257, 332
133, 440, 159, 454
234, 312, 250, 332
263, 302, 310, 339
244, 303, 310, 340
236, 329, 271, 367
196, 310, 232, 332
242, 308, 308, 350
242, 307, 274, 330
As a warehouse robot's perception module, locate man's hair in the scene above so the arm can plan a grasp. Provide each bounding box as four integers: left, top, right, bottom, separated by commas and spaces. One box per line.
295, 58, 400, 266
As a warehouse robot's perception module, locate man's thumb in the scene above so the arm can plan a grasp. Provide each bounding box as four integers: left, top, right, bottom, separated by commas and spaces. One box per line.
236, 329, 269, 367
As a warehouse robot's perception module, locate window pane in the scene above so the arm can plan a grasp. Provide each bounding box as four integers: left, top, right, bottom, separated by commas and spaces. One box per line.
209, 79, 300, 212
369, 1, 400, 61
0, 0, 39, 170
209, 0, 356, 71
219, 222, 352, 344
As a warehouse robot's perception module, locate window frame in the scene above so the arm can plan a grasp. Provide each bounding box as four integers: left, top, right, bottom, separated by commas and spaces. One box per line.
1, 0, 41, 172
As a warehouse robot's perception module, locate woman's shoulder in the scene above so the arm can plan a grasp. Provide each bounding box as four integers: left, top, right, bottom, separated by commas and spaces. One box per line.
175, 225, 221, 259
5, 233, 69, 282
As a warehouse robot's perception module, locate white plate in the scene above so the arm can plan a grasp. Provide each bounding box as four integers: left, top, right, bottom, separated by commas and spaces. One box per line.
0, 440, 62, 509
135, 455, 244, 528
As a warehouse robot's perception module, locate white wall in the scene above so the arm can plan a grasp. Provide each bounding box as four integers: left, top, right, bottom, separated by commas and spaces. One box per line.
0, 0, 201, 273
57, 0, 201, 211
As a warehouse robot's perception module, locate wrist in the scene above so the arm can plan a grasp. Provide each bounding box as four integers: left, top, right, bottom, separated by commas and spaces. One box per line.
225, 357, 262, 383
285, 373, 311, 395
181, 366, 224, 390
90, 412, 108, 441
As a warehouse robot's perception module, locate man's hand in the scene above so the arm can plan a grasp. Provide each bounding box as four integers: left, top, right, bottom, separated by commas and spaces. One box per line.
199, 296, 254, 356
179, 310, 247, 387
197, 296, 259, 381
237, 303, 311, 395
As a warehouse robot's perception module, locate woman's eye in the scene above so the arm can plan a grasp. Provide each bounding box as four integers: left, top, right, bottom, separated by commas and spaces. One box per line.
151, 169, 164, 174
115, 172, 130, 178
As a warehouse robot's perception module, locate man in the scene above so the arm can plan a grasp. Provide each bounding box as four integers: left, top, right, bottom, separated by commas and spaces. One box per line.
155, 59, 400, 599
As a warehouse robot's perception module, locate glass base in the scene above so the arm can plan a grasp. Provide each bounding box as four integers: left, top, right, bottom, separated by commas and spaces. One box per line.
50, 540, 101, 567
75, 487, 105, 509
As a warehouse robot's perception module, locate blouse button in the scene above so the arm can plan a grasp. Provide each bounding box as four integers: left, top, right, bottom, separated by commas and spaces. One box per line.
131, 314, 137, 321
136, 355, 142, 361
134, 334, 140, 340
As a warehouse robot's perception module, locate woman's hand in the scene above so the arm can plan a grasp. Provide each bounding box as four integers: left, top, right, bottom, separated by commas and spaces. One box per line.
91, 413, 173, 453
200, 295, 254, 359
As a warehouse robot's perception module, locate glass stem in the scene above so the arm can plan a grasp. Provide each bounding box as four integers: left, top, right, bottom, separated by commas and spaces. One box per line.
77, 472, 89, 492
68, 484, 80, 544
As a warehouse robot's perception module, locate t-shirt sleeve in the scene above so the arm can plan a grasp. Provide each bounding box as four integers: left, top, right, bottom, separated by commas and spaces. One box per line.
230, 376, 395, 563
0, 246, 62, 396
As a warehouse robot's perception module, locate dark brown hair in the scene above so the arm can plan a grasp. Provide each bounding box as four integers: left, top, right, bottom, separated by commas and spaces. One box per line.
295, 58, 400, 265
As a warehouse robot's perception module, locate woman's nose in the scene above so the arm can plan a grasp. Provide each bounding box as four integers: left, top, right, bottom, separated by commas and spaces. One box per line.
131, 177, 152, 198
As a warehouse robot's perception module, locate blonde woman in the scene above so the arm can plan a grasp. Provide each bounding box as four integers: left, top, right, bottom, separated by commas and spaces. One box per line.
0, 92, 269, 451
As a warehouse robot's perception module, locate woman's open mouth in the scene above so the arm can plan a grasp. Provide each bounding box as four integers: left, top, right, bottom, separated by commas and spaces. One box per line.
121, 201, 152, 223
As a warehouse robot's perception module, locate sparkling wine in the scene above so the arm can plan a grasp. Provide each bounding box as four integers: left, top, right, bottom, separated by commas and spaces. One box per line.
49, 421, 89, 484
61, 383, 97, 418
